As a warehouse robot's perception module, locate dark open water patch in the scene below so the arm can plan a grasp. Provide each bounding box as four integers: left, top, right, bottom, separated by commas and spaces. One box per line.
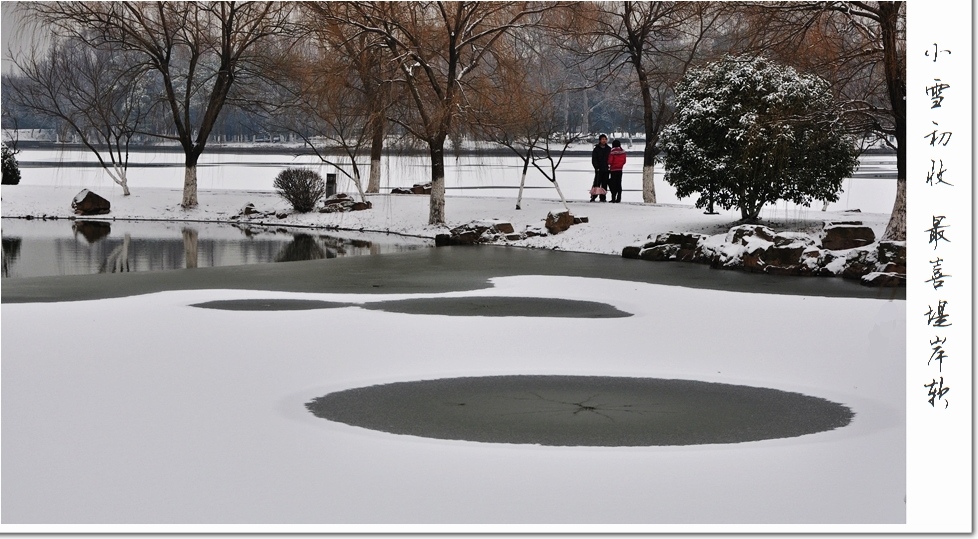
361, 296, 631, 318
191, 299, 354, 311
306, 375, 854, 447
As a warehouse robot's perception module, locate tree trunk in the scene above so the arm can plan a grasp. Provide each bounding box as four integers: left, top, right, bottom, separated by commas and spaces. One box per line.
580, 90, 589, 134
428, 142, 447, 225
642, 159, 657, 204
181, 153, 200, 208
882, 114, 906, 241
552, 180, 570, 212
367, 119, 384, 193
636, 59, 658, 204
108, 166, 131, 196
516, 156, 529, 210
879, 1, 906, 241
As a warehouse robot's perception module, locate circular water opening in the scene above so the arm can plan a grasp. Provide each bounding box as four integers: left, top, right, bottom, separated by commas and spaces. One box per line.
307, 375, 853, 447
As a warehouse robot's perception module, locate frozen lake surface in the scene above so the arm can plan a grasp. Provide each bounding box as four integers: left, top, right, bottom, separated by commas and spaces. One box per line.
1, 147, 906, 529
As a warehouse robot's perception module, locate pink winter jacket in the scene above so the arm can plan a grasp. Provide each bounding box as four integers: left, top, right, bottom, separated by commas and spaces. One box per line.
608, 147, 626, 172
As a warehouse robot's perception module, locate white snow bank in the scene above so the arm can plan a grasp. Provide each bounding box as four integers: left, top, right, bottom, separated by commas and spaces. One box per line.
1, 185, 889, 257
0, 275, 905, 527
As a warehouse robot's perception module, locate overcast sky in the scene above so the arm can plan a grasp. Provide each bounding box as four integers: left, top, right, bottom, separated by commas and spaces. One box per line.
2, 2, 47, 75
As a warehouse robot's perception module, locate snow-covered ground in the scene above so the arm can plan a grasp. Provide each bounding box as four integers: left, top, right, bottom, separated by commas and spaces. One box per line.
2, 153, 908, 531
2, 274, 905, 529
0, 183, 892, 255
11, 147, 897, 212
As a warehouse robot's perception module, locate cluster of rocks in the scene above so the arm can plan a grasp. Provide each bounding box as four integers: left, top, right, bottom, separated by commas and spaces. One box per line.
230, 203, 287, 220
436, 210, 588, 246
622, 221, 905, 287
71, 189, 111, 216
319, 193, 372, 213
391, 182, 432, 195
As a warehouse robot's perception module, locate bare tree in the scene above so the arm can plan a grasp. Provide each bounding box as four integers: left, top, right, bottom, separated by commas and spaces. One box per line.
7, 38, 149, 195
302, 3, 397, 195
334, 1, 554, 225
734, 2, 905, 240
25, 1, 296, 208
469, 22, 579, 210
263, 3, 402, 202
576, 2, 724, 204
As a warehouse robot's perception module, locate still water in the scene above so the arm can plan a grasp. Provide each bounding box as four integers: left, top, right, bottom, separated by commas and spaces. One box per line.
1, 218, 432, 278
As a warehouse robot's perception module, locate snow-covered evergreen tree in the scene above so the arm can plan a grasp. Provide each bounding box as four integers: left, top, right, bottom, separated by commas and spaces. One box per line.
661, 55, 859, 222
1, 143, 21, 185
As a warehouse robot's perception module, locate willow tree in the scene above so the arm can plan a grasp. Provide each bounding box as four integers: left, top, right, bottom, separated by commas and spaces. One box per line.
26, 2, 295, 208
336, 1, 554, 225
469, 23, 578, 211
8, 38, 149, 195
577, 1, 724, 204
301, 3, 398, 194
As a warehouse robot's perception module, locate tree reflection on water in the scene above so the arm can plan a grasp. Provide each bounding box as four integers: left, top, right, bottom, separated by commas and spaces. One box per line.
1, 219, 429, 278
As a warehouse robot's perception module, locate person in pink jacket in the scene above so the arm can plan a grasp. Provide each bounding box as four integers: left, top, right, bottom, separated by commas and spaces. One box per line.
607, 139, 626, 203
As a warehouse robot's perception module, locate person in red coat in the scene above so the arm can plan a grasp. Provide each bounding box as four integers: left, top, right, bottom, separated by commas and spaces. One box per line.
607, 139, 626, 203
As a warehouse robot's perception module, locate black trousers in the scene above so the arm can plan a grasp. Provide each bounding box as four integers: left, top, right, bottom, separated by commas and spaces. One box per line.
608, 171, 623, 202
591, 169, 609, 201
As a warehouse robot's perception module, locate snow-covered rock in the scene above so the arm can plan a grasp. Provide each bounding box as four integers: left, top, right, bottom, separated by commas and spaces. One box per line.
71, 189, 111, 216
623, 221, 904, 286
861, 271, 906, 287
436, 219, 518, 246
390, 182, 432, 195
820, 223, 876, 250
320, 193, 372, 213
544, 210, 574, 235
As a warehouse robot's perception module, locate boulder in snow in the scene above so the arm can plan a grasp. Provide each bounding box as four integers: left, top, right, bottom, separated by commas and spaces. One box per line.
544, 210, 574, 235
621, 244, 643, 259
411, 182, 433, 195
840, 248, 878, 280
71, 189, 110, 216
876, 240, 906, 274
820, 223, 876, 251
726, 224, 775, 245
639, 244, 679, 261
439, 220, 515, 246
320, 193, 371, 213
861, 272, 906, 287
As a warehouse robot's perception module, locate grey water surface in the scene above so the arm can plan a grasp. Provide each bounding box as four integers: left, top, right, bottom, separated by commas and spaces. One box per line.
1, 217, 431, 279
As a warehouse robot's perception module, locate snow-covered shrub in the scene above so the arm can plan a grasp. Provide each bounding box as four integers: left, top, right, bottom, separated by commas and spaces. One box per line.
660, 55, 859, 222
2, 143, 21, 185
274, 168, 325, 213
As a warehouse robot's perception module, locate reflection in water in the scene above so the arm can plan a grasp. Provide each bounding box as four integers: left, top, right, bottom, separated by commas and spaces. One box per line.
275, 234, 329, 262
2, 237, 22, 277
99, 234, 132, 273
72, 221, 112, 244
1, 218, 431, 278
183, 228, 199, 269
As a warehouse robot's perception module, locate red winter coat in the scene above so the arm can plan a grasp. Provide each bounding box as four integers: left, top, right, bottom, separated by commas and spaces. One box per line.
608, 147, 626, 172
